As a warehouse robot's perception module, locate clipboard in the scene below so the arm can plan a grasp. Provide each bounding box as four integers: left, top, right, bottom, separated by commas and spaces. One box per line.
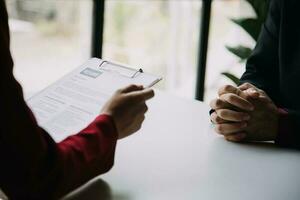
99, 60, 143, 78
27, 58, 162, 142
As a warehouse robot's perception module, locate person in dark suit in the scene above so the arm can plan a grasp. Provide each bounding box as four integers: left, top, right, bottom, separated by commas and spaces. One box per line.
0, 0, 154, 199
209, 0, 300, 148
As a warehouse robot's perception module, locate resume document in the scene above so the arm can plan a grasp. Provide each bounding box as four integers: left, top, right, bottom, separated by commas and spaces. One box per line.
27, 58, 161, 142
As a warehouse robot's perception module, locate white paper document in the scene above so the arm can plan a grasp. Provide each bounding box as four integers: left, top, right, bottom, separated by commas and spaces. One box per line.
27, 58, 162, 142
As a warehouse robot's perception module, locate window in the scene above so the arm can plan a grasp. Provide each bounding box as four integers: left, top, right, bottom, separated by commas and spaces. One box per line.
103, 0, 202, 98
204, 0, 256, 102
6, 0, 255, 101
7, 0, 93, 98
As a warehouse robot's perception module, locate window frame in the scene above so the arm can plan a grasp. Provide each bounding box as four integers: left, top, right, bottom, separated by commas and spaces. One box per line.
91, 0, 212, 101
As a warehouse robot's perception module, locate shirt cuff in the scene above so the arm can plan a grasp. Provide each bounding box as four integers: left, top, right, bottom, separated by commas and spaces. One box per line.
275, 108, 294, 147
93, 114, 118, 140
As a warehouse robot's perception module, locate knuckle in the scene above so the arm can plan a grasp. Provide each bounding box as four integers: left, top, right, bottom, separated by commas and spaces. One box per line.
219, 85, 234, 95
138, 124, 142, 130
217, 110, 224, 118
226, 136, 237, 142
137, 118, 144, 125
116, 89, 122, 94
141, 95, 147, 101
144, 105, 149, 112
149, 89, 155, 97
216, 110, 223, 117
217, 110, 226, 118
239, 122, 246, 128
215, 99, 223, 107
227, 94, 236, 102
226, 135, 243, 142
215, 116, 223, 123
215, 125, 224, 133
223, 84, 233, 91
235, 113, 244, 120
126, 84, 136, 89
218, 85, 229, 95
244, 83, 252, 87
258, 89, 265, 94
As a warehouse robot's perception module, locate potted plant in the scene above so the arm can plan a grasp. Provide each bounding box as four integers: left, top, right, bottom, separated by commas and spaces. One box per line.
222, 0, 269, 85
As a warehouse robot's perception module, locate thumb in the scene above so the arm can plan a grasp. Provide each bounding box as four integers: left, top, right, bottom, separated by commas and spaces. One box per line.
238, 83, 260, 99
120, 84, 144, 93
129, 88, 155, 102
244, 88, 260, 99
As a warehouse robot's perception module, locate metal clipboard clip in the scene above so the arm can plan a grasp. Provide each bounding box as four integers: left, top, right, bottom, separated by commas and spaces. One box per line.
99, 60, 144, 78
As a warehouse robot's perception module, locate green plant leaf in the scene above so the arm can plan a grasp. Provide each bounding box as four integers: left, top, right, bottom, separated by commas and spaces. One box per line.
226, 45, 252, 61
245, 0, 269, 21
231, 18, 262, 41
219, 0, 269, 88
221, 72, 240, 86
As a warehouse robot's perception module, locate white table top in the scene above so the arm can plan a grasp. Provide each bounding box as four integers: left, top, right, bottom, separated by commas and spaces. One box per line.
64, 91, 300, 200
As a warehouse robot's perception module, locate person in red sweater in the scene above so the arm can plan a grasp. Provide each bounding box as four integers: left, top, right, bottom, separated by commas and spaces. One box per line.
0, 1, 154, 199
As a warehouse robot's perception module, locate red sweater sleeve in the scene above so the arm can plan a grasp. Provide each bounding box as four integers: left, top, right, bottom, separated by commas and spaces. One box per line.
0, 1, 117, 198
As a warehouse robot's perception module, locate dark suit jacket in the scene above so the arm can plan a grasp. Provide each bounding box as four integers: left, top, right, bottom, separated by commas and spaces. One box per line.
240, 0, 300, 147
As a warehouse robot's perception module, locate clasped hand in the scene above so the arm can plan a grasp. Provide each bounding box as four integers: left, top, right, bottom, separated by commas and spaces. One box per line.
210, 83, 279, 142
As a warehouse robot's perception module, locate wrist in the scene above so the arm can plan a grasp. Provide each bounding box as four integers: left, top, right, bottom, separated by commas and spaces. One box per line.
271, 108, 280, 140
98, 113, 120, 139
275, 108, 294, 146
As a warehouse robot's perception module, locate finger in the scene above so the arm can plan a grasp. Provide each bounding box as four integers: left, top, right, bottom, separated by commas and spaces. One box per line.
135, 112, 146, 123
225, 132, 247, 142
129, 88, 155, 102
257, 95, 272, 103
239, 83, 272, 102
214, 122, 247, 135
133, 103, 148, 114
218, 85, 253, 102
211, 111, 227, 124
137, 116, 145, 131
209, 98, 232, 110
244, 88, 260, 99
238, 82, 258, 90
218, 85, 241, 96
239, 83, 267, 95
121, 84, 144, 93
240, 84, 272, 102
220, 93, 254, 111
216, 109, 250, 122
134, 113, 146, 130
